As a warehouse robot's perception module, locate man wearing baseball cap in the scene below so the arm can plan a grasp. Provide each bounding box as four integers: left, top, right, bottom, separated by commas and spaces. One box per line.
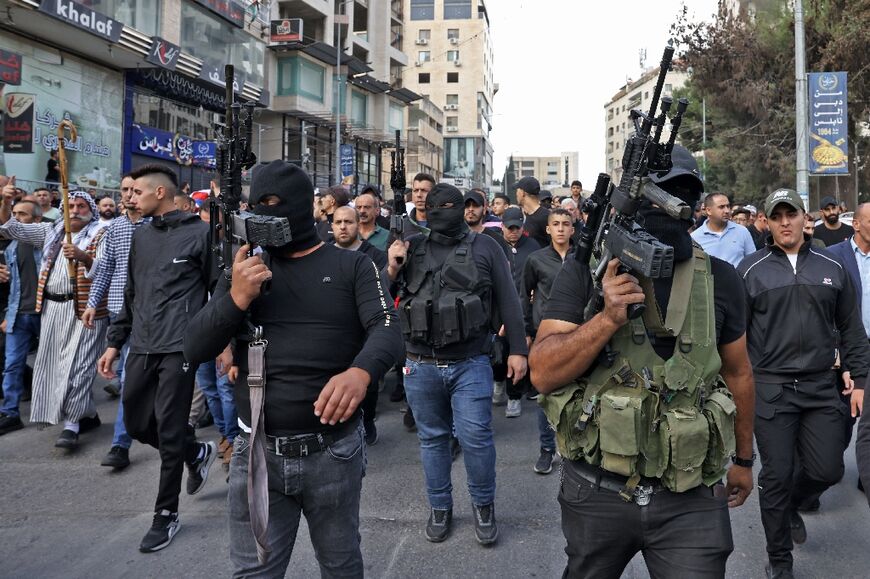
738, 188, 869, 579
814, 195, 854, 247
513, 177, 550, 248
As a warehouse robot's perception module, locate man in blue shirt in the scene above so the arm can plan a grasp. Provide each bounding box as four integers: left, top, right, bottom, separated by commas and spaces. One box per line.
691, 192, 757, 267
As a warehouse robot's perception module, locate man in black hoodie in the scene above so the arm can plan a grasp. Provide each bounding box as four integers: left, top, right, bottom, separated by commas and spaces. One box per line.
97, 164, 217, 554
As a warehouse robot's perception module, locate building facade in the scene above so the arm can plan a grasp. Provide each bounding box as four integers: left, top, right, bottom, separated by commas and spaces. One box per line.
401, 0, 495, 190
511, 152, 580, 190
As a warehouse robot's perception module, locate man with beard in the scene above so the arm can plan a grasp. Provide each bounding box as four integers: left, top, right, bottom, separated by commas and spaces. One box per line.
83, 174, 150, 470
185, 161, 403, 576
0, 186, 110, 448
387, 183, 529, 545
529, 146, 755, 578
464, 190, 513, 262
97, 195, 117, 225
814, 196, 854, 247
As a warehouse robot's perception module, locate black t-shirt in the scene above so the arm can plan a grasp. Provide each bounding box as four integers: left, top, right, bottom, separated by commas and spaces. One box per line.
524, 206, 551, 248
17, 243, 38, 315
814, 222, 854, 248
46, 158, 60, 182
544, 254, 746, 360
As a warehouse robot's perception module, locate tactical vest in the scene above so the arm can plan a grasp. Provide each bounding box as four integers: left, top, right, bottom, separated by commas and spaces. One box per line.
399, 232, 492, 348
539, 247, 737, 493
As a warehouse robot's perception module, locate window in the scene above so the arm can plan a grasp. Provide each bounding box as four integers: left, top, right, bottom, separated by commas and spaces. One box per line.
181, 3, 265, 84
608, 127, 614, 137
418, 73, 431, 84
446, 116, 458, 128
447, 29, 459, 40
89, 0, 161, 36
446, 94, 459, 105
277, 57, 325, 101
411, 0, 434, 20
389, 103, 404, 132
351, 91, 367, 125
444, 0, 472, 19
447, 72, 459, 83
447, 50, 459, 62
418, 29, 431, 41
418, 51, 430, 63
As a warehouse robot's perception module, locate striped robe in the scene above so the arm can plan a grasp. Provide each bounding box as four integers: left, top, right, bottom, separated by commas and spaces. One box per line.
0, 218, 108, 426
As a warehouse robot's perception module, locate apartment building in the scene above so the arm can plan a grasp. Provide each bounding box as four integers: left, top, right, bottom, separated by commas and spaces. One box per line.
511, 153, 580, 190
401, 0, 496, 190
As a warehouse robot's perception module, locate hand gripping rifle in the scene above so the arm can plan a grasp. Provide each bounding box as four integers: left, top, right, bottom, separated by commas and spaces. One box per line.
575, 46, 692, 323
389, 129, 407, 263
211, 65, 292, 279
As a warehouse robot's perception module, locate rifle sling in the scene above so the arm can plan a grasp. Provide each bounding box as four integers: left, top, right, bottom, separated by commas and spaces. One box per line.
247, 339, 270, 564
639, 256, 693, 338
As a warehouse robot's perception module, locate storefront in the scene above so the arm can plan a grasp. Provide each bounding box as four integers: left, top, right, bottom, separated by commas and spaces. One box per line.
0, 33, 124, 191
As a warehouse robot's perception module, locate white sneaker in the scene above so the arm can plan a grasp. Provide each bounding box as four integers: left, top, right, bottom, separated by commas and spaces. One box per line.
492, 381, 508, 406
505, 399, 522, 418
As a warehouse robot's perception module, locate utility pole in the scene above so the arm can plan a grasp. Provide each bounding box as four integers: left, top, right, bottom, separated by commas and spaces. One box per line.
795, 0, 810, 210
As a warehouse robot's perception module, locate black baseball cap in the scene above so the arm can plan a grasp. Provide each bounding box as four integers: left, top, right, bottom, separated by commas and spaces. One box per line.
539, 189, 552, 201
513, 176, 540, 196
502, 207, 524, 228
649, 144, 704, 192
819, 195, 838, 210
464, 190, 486, 206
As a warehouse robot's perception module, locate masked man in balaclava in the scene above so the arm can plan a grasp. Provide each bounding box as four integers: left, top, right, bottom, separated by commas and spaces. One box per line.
387, 183, 529, 546
185, 160, 403, 577
528, 146, 756, 578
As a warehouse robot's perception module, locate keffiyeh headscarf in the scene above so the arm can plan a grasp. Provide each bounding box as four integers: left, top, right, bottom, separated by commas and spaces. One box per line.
48, 189, 106, 250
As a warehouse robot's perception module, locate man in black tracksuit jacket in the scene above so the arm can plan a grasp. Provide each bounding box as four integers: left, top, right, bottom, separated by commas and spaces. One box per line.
98, 165, 217, 553
737, 189, 869, 578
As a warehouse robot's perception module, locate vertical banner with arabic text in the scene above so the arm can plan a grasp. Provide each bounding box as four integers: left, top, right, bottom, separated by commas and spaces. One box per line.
809, 72, 849, 175
3, 93, 35, 154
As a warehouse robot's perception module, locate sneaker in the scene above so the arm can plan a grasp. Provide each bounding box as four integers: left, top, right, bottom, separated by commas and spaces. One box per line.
505, 399, 522, 418
473, 503, 498, 545
218, 436, 231, 456
55, 429, 78, 449
526, 391, 540, 401
139, 510, 180, 553
103, 382, 120, 398
765, 563, 795, 579
449, 436, 461, 461
365, 421, 379, 446
186, 441, 217, 495
492, 381, 508, 406
79, 413, 102, 434
0, 413, 23, 436
101, 446, 131, 469
790, 510, 807, 544
222, 442, 232, 472
425, 507, 453, 542
534, 449, 555, 474
389, 383, 405, 402
403, 407, 416, 432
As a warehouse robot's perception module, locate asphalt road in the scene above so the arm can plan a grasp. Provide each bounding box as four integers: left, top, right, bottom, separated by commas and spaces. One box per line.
1, 374, 868, 578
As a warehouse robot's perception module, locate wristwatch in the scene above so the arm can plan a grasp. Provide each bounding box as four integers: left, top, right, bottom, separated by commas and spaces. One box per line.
731, 453, 756, 468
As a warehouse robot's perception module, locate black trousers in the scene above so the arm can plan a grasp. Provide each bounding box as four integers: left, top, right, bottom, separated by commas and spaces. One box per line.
559, 461, 732, 579
755, 378, 847, 569
123, 352, 198, 514
361, 381, 378, 425
857, 407, 870, 507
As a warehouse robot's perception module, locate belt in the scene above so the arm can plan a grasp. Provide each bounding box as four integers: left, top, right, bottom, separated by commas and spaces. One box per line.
242, 420, 357, 458
43, 291, 75, 302
565, 460, 667, 506
406, 352, 468, 367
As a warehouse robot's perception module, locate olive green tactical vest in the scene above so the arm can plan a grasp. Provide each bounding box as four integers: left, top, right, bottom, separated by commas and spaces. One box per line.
539, 247, 736, 493
398, 232, 492, 348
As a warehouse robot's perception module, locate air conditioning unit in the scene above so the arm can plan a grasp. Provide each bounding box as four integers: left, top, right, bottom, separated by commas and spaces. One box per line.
453, 60, 462, 67
446, 126, 458, 132
449, 37, 459, 45
415, 38, 428, 45
415, 60, 425, 66
444, 104, 458, 110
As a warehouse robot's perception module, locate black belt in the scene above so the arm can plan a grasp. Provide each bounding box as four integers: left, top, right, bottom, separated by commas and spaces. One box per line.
43, 291, 75, 302
242, 421, 357, 458
565, 460, 667, 506
406, 352, 469, 366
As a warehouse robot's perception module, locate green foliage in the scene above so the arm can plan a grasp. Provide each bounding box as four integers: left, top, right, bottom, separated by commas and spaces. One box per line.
670, 0, 870, 207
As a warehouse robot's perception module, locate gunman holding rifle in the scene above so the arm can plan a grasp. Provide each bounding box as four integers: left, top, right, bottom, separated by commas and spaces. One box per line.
529, 46, 755, 578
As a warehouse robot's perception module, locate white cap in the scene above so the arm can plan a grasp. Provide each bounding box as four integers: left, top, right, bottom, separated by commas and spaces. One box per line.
745, 204, 757, 216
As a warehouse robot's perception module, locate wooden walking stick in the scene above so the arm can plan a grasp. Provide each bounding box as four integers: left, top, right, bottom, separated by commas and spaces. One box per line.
56, 119, 78, 281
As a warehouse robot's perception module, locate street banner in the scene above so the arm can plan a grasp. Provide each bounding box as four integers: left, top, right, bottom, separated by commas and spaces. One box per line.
340, 144, 354, 184
808, 72, 849, 175
0, 49, 22, 85
3, 92, 35, 153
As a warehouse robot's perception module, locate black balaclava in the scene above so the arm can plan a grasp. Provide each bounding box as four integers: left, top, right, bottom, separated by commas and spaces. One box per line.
426, 183, 468, 244
249, 160, 320, 253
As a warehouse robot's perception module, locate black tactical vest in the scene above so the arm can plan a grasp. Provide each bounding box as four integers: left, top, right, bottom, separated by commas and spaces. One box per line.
398, 232, 493, 348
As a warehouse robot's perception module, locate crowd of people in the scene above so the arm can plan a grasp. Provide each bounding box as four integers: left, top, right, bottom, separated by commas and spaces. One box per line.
0, 151, 868, 578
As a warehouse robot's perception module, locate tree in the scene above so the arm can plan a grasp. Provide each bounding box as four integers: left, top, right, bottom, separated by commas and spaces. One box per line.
671, 0, 870, 208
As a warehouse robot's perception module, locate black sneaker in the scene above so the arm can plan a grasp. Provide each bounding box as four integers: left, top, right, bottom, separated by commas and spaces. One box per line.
534, 449, 555, 474
765, 563, 795, 579
0, 413, 23, 436
139, 510, 180, 553
403, 407, 416, 432
55, 429, 78, 449
101, 446, 131, 469
103, 382, 120, 398
473, 503, 498, 545
186, 441, 217, 495
78, 414, 102, 434
449, 436, 461, 462
364, 421, 379, 446
425, 507, 453, 542
790, 510, 807, 544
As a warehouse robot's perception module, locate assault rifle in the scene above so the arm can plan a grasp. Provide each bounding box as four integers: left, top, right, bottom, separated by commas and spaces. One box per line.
575, 46, 691, 322
389, 129, 407, 262
211, 65, 292, 278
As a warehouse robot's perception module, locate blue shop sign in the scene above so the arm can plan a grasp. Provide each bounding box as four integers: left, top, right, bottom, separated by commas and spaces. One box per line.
132, 125, 215, 168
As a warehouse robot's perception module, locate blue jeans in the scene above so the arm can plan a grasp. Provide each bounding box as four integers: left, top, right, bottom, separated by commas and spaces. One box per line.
538, 405, 556, 452
403, 354, 496, 509
111, 339, 132, 448
197, 360, 239, 442
228, 422, 366, 578
0, 313, 40, 417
